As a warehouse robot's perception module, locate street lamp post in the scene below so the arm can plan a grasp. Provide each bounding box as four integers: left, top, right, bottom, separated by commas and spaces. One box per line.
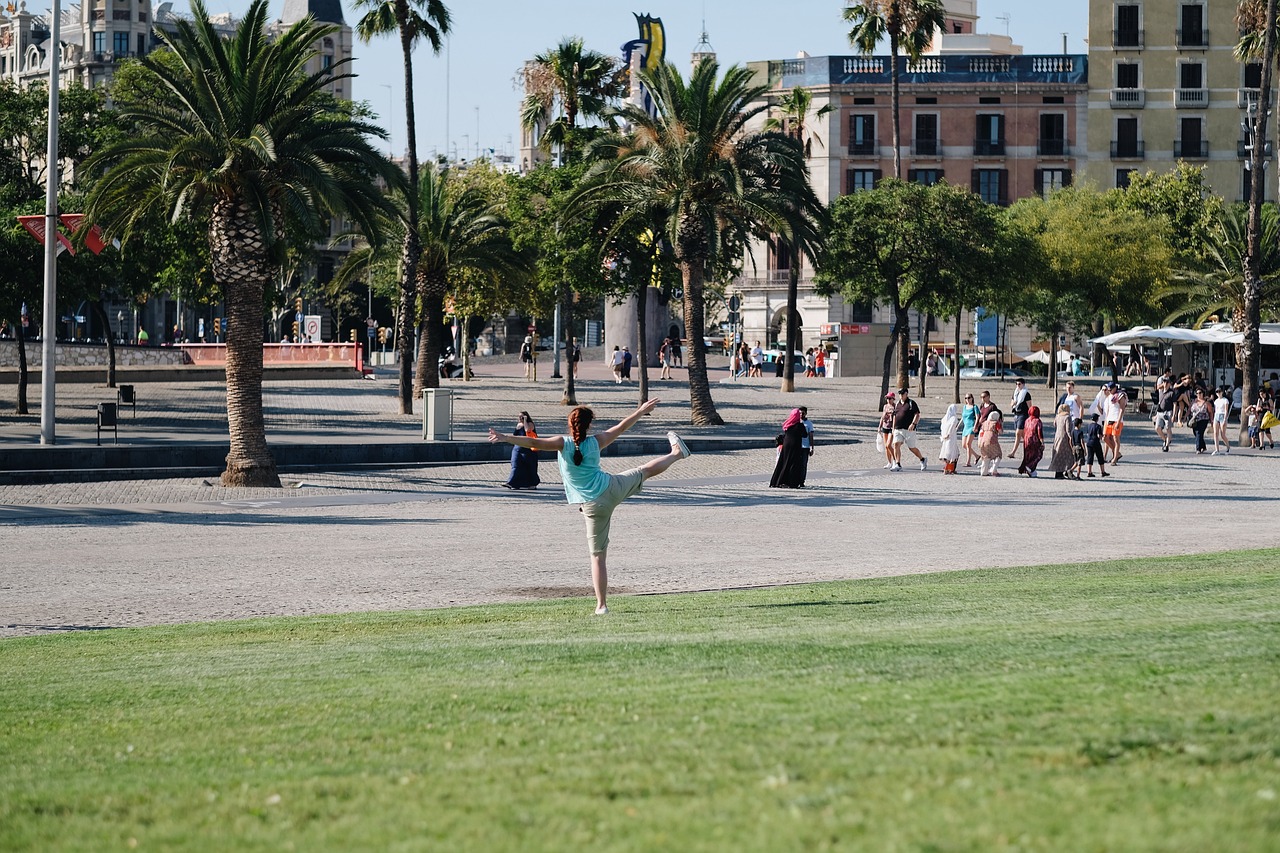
40, 0, 61, 445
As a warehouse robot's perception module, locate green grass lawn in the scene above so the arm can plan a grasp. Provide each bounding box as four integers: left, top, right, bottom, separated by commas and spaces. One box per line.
2, 552, 1278, 852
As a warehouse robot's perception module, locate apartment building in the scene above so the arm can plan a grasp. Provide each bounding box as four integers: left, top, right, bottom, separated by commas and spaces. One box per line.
1086, 0, 1278, 201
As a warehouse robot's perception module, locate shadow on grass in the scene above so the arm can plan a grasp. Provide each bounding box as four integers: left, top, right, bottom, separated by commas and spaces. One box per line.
3, 623, 118, 632
747, 599, 888, 608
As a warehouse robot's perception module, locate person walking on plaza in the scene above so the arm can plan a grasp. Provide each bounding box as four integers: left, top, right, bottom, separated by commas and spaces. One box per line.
571, 337, 582, 378
1060, 380, 1083, 422
749, 341, 763, 377
938, 403, 962, 474
1153, 371, 1176, 452
879, 391, 898, 469
1049, 404, 1076, 479
1102, 382, 1128, 464
1016, 405, 1045, 477
893, 387, 927, 470
1084, 413, 1109, 477
520, 335, 534, 379
770, 407, 812, 488
621, 346, 633, 380
961, 393, 979, 466
503, 412, 541, 490
976, 411, 1003, 476
659, 337, 673, 380
814, 346, 826, 377
488, 399, 691, 615
611, 345, 625, 383
1008, 378, 1031, 457
1212, 387, 1232, 455
1189, 389, 1212, 454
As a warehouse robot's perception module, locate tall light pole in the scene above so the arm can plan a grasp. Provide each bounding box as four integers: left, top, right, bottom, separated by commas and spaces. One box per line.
40, 0, 61, 445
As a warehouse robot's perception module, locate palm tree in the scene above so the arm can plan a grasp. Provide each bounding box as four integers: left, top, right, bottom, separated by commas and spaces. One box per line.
1237, 0, 1280, 408
412, 165, 527, 396
764, 88, 831, 392
844, 0, 947, 180
84, 0, 398, 487
354, 0, 451, 414
1160, 204, 1280, 329
520, 37, 623, 161
574, 60, 819, 425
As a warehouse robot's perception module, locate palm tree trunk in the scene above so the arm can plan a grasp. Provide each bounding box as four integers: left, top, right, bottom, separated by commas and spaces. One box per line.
414, 282, 445, 396
210, 198, 280, 488
396, 9, 422, 416
890, 32, 903, 180
781, 249, 799, 392
636, 280, 649, 404
560, 285, 577, 405
1242, 0, 1279, 408
461, 313, 472, 382
680, 260, 724, 425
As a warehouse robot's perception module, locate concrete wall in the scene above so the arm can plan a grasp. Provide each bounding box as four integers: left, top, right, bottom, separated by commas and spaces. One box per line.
0, 342, 190, 368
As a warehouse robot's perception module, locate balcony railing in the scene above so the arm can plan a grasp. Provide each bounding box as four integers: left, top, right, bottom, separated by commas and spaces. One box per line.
973, 139, 1005, 156
1113, 29, 1144, 49
1111, 140, 1146, 159
1177, 28, 1209, 48
1174, 140, 1209, 159
1037, 140, 1069, 157
1176, 88, 1209, 108
912, 138, 941, 157
1110, 88, 1146, 108
1239, 88, 1263, 109
1238, 139, 1274, 159
848, 140, 878, 157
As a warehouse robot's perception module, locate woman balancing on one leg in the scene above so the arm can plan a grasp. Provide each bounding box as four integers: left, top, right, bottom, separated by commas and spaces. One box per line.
488, 399, 691, 615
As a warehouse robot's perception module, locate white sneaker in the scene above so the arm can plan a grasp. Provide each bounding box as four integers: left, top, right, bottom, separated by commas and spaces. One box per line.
919, 459, 927, 471
1211, 450, 1219, 456
891, 463, 902, 471
883, 462, 893, 469
667, 431, 691, 459
594, 605, 608, 616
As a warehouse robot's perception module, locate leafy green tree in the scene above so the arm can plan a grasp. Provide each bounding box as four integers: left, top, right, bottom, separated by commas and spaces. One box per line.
1007, 186, 1171, 380
354, 0, 451, 414
1117, 163, 1222, 270
573, 61, 815, 425
84, 0, 399, 487
844, 0, 947, 179
519, 37, 623, 162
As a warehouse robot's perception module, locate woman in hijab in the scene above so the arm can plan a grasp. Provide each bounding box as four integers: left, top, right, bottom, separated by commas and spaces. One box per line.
1048, 404, 1077, 479
938, 402, 962, 474
504, 411, 541, 489
1017, 405, 1045, 477
770, 408, 810, 488
977, 410, 1003, 477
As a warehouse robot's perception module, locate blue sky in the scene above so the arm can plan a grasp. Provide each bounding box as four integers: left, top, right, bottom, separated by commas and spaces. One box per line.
206, 1, 1087, 160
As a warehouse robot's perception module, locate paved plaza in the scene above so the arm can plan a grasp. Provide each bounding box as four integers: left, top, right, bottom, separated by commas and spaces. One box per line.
2, 357, 1278, 637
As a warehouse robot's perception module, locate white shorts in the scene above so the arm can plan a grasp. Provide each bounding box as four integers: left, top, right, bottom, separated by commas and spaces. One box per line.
1153, 412, 1172, 430
891, 429, 918, 449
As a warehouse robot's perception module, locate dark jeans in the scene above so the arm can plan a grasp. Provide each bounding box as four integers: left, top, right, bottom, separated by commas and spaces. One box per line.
1191, 420, 1209, 452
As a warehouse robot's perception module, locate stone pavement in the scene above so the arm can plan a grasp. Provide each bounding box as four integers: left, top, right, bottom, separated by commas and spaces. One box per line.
3, 360, 1278, 637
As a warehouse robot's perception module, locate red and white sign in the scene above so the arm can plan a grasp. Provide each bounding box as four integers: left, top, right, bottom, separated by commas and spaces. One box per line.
57, 214, 108, 255
820, 323, 873, 336
17, 215, 73, 255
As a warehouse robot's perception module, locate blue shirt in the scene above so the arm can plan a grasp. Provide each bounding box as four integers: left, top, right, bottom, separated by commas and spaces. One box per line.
557, 435, 610, 503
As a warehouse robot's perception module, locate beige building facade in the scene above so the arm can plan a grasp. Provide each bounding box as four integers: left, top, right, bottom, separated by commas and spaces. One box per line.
1085, 0, 1278, 201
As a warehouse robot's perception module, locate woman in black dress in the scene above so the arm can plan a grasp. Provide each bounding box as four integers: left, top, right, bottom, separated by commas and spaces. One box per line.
504, 412, 541, 489
770, 408, 810, 488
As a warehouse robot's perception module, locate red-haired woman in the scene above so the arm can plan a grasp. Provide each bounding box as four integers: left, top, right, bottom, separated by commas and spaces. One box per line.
488, 398, 691, 615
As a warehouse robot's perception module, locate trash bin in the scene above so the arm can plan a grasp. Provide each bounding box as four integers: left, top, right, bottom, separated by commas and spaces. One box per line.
97, 402, 118, 445
423, 387, 453, 441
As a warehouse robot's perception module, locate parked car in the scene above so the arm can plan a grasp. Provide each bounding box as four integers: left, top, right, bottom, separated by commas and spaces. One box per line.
762, 349, 807, 372
958, 366, 1034, 379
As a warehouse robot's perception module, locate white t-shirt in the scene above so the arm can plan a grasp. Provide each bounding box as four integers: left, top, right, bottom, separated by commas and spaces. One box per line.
1105, 392, 1128, 422
750, 346, 762, 365
1214, 397, 1231, 419
612, 350, 625, 367
1064, 392, 1082, 420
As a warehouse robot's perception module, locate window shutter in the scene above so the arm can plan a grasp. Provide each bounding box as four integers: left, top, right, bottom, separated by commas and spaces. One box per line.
1063, 169, 1073, 188
873, 169, 882, 185
999, 169, 1009, 204
846, 169, 854, 194
1034, 169, 1044, 196
971, 170, 981, 192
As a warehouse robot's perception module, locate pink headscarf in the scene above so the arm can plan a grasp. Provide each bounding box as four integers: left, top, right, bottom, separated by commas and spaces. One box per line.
782, 408, 804, 430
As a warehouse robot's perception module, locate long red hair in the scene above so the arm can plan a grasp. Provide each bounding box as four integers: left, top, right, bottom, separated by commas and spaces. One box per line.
568, 407, 594, 465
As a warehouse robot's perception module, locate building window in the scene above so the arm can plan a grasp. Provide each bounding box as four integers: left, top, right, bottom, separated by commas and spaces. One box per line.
847, 169, 881, 193
321, 54, 334, 71
849, 114, 876, 156
138, 33, 146, 55
1039, 113, 1066, 156
975, 114, 1004, 156
914, 113, 939, 156
92, 31, 106, 54
1180, 62, 1204, 90
1176, 117, 1206, 159
971, 169, 1008, 205
1112, 116, 1143, 158
1178, 4, 1207, 48
1117, 169, 1136, 189
113, 31, 129, 56
1116, 62, 1139, 89
1115, 5, 1142, 48
1035, 169, 1072, 197
1245, 62, 1263, 89
908, 169, 943, 186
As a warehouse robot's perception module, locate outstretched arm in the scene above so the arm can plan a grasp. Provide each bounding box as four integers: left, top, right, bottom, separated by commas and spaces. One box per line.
488, 428, 564, 452
597, 398, 660, 450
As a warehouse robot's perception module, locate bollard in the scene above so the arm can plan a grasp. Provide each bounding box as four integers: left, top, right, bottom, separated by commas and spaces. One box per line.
422, 387, 453, 441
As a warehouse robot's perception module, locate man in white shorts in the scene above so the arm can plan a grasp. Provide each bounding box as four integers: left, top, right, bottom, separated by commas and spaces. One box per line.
892, 387, 927, 471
